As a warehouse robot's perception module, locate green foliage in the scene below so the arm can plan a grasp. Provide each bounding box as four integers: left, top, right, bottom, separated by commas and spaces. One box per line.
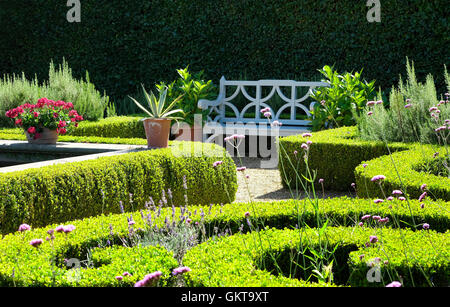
0, 216, 178, 287
356, 60, 450, 144
0, 143, 237, 234
184, 227, 449, 287
1, 197, 448, 286
70, 116, 147, 138
0, 127, 148, 144
128, 85, 184, 120
278, 126, 409, 191
156, 67, 217, 126
355, 145, 450, 201
1, 1, 448, 111
310, 65, 377, 131
0, 60, 109, 127
279, 126, 449, 200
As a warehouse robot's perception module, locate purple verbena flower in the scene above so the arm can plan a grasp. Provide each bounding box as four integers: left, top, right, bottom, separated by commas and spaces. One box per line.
30, 239, 43, 248
361, 215, 371, 221
18, 224, 31, 232
213, 160, 223, 167
386, 281, 402, 287
371, 175, 386, 182
418, 192, 427, 202
369, 235, 378, 244
172, 266, 191, 276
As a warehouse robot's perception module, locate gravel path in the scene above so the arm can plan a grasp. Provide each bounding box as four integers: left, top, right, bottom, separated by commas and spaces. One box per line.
232, 157, 353, 203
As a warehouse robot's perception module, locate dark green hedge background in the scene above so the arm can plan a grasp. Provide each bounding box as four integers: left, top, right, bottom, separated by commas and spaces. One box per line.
0, 0, 448, 112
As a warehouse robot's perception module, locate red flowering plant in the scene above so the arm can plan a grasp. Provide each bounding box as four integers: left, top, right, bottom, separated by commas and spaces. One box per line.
5, 98, 84, 140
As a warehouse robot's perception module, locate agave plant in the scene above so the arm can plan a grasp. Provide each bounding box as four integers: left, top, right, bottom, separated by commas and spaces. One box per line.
128, 85, 184, 120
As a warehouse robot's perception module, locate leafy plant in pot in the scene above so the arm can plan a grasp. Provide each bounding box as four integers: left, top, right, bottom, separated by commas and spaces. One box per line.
5, 98, 84, 144
129, 85, 184, 148
156, 67, 217, 141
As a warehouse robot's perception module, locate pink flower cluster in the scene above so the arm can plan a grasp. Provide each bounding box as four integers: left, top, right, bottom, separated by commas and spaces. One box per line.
134, 271, 162, 287
55, 224, 76, 234
5, 98, 83, 138
172, 266, 191, 276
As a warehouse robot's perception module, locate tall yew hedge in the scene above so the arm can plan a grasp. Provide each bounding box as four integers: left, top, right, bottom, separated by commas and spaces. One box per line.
0, 0, 448, 112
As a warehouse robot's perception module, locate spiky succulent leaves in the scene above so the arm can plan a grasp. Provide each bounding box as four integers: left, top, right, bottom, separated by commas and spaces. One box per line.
129, 85, 184, 120
128, 89, 154, 118
161, 94, 184, 120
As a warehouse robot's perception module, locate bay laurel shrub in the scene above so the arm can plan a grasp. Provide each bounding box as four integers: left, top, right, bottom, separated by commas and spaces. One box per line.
184, 227, 449, 287
355, 145, 450, 201
1, 197, 448, 286
0, 142, 237, 234
0, 60, 110, 127
310, 65, 378, 131
278, 126, 410, 191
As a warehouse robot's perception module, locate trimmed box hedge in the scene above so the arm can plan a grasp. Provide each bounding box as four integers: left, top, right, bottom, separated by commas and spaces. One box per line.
70, 116, 146, 139
0, 142, 237, 234
184, 226, 449, 287
1, 197, 447, 287
0, 214, 178, 287
278, 126, 410, 191
355, 145, 450, 201
0, 127, 148, 145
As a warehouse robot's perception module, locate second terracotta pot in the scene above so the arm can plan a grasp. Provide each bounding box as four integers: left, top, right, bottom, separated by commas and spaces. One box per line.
142, 118, 172, 148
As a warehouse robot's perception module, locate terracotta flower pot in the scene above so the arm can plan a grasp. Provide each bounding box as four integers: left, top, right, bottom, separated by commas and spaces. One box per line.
25, 127, 58, 145
142, 118, 172, 148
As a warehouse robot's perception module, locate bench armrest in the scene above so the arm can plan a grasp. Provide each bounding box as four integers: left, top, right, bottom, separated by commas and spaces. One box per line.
198, 92, 226, 110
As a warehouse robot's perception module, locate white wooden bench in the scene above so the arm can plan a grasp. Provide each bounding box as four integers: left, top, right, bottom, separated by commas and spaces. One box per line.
198, 76, 329, 142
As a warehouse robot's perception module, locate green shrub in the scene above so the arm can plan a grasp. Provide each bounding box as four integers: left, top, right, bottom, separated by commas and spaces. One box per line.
310, 65, 377, 131
356, 60, 450, 145
355, 145, 450, 201
278, 126, 409, 191
70, 116, 146, 138
1, 197, 447, 286
0, 60, 109, 127
156, 67, 217, 126
0, 127, 148, 144
0, 215, 178, 287
0, 142, 237, 234
184, 227, 449, 287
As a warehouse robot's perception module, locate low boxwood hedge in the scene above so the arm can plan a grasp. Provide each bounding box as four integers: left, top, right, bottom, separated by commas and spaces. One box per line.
0, 142, 237, 234
355, 145, 450, 201
198, 197, 450, 234
1, 197, 447, 287
0, 214, 178, 287
183, 226, 449, 287
0, 127, 149, 145
278, 126, 410, 191
70, 116, 146, 139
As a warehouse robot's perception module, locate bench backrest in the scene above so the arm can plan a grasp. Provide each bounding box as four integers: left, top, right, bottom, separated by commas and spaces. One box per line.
205, 76, 329, 126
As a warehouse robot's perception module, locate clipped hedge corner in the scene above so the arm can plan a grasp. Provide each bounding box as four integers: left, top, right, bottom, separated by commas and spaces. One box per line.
0, 142, 237, 234
278, 126, 409, 191
355, 144, 450, 201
